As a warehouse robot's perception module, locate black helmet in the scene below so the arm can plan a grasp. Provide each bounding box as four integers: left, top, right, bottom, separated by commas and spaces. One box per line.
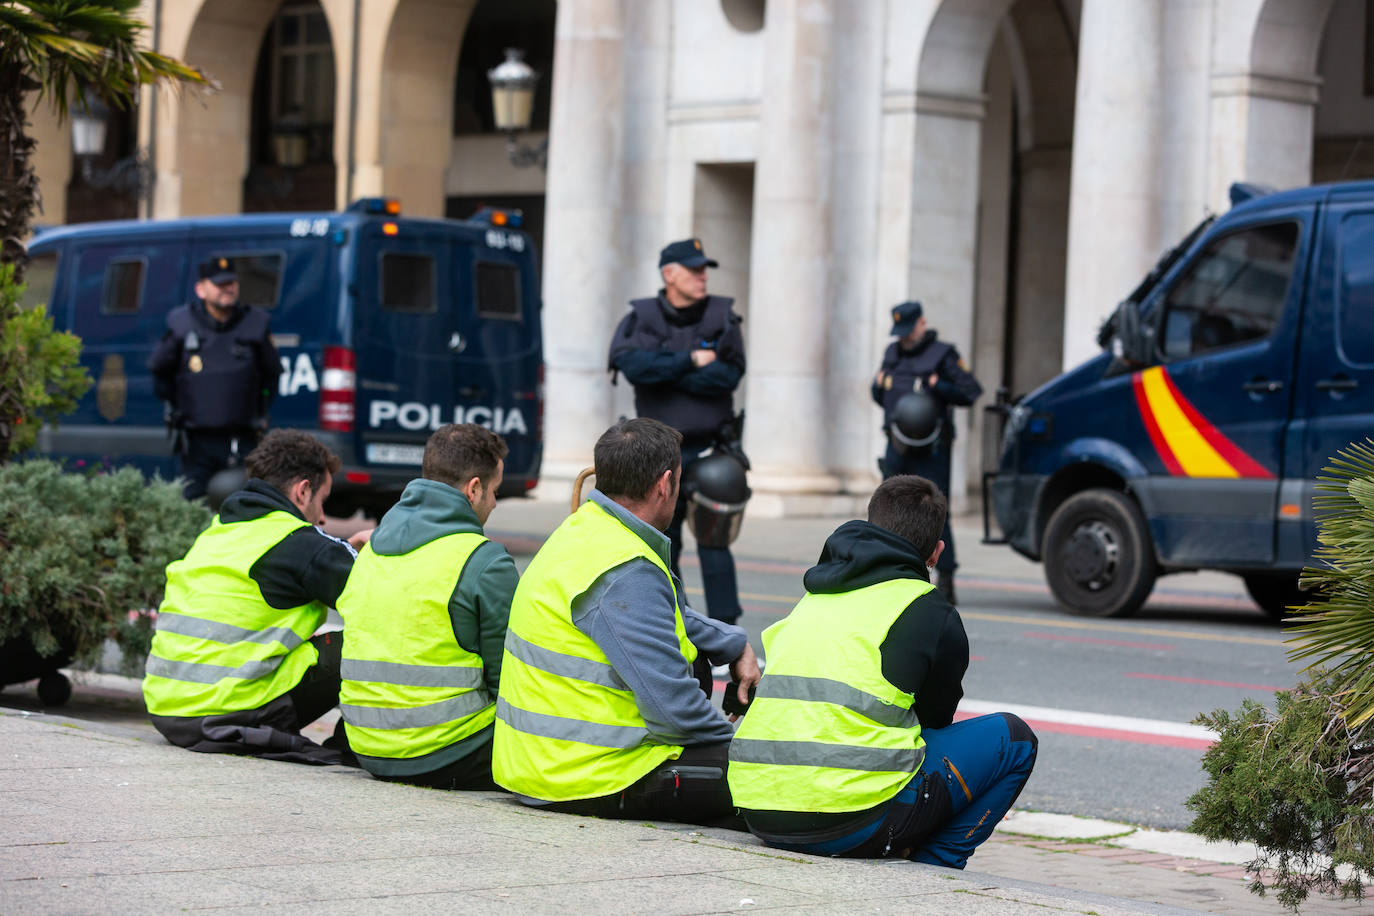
205, 467, 248, 512
888, 390, 942, 454
682, 452, 751, 548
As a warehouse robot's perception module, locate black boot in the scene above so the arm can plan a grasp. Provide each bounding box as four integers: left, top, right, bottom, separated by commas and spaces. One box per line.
936, 569, 957, 605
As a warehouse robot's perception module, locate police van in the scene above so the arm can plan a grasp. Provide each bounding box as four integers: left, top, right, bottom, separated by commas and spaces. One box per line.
23, 198, 543, 515
987, 180, 1374, 619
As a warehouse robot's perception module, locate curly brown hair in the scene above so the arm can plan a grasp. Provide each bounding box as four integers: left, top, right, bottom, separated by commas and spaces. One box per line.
422, 424, 508, 489
244, 429, 341, 493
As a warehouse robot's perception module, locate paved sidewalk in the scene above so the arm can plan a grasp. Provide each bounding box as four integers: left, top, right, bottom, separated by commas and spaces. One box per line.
3, 675, 1365, 914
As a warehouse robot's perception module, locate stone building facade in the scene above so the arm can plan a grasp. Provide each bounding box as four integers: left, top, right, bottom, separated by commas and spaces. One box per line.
29, 0, 1374, 511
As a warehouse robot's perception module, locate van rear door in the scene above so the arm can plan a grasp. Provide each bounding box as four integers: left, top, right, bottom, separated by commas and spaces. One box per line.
1289, 195, 1374, 564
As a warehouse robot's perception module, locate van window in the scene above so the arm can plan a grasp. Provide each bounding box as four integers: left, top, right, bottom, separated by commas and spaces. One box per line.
227, 253, 283, 309
19, 252, 58, 311
1159, 221, 1300, 361
1337, 212, 1374, 366
475, 261, 522, 321
381, 253, 436, 313
101, 258, 145, 314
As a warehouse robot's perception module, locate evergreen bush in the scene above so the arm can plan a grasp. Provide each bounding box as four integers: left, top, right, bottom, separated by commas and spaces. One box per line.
0, 461, 208, 673
1189, 439, 1374, 910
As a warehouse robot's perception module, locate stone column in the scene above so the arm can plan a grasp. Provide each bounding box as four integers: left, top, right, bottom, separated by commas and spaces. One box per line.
743, 0, 836, 495
1061, 0, 1162, 370
540, 0, 627, 481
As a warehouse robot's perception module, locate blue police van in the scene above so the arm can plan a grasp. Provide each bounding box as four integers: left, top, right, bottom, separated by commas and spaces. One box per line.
988, 180, 1374, 619
22, 198, 543, 515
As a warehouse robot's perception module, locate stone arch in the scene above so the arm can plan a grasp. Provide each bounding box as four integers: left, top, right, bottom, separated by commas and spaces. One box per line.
1207, 0, 1337, 206
351, 0, 476, 216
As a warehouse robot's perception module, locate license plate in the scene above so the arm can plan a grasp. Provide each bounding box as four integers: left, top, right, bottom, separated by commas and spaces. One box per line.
365, 443, 424, 466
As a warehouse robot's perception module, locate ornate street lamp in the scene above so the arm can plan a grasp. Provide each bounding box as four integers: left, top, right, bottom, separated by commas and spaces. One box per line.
70, 97, 150, 196
488, 48, 546, 170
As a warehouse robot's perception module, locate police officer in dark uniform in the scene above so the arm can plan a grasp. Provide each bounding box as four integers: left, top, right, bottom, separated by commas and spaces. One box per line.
608, 238, 747, 624
149, 257, 281, 500
872, 301, 982, 602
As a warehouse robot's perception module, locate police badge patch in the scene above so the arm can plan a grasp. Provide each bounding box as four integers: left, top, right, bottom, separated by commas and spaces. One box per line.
97, 354, 128, 422
189, 354, 204, 373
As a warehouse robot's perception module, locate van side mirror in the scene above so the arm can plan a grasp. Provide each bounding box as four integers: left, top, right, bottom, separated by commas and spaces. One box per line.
1105, 300, 1153, 368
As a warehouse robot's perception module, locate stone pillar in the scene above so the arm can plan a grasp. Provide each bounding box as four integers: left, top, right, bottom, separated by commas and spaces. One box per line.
539, 0, 627, 481
29, 98, 70, 228
1061, 0, 1162, 370
743, 0, 836, 494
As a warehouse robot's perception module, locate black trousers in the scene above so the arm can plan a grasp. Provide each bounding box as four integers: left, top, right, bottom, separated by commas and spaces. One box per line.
180, 428, 254, 500
374, 740, 500, 791
537, 743, 740, 827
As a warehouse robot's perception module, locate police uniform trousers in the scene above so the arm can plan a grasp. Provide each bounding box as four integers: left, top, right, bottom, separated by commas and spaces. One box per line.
180, 427, 256, 500
760, 713, 1037, 869
666, 442, 743, 624
882, 437, 957, 575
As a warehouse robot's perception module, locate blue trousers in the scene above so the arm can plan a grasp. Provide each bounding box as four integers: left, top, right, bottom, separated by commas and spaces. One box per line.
773, 713, 1038, 869
667, 444, 742, 623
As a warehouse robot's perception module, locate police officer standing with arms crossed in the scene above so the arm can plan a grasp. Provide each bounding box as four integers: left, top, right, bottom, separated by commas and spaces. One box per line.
608, 238, 747, 626
150, 257, 280, 500
872, 301, 982, 602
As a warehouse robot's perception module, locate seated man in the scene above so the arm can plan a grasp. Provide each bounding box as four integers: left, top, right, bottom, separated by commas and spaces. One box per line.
728, 475, 1037, 868
493, 417, 761, 823
143, 429, 369, 764
337, 424, 517, 789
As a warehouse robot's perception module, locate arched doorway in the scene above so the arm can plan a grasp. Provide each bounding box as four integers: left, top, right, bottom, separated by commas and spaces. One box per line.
243, 0, 339, 212
1313, 0, 1374, 182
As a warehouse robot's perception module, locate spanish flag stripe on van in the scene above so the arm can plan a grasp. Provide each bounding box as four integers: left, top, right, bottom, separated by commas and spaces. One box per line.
1132, 366, 1273, 479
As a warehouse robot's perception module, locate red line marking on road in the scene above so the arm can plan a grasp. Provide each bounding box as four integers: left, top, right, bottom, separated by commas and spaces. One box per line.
1125, 672, 1283, 691
953, 709, 1213, 750
1023, 632, 1175, 651
969, 655, 986, 662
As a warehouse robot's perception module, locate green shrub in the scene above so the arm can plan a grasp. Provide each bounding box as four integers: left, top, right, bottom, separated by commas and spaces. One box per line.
1188, 439, 1374, 910
0, 461, 209, 673
0, 262, 92, 458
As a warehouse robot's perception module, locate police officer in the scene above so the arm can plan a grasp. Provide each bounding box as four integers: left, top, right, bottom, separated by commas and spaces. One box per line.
149, 257, 281, 500
142, 429, 370, 763
608, 238, 747, 625
871, 301, 982, 602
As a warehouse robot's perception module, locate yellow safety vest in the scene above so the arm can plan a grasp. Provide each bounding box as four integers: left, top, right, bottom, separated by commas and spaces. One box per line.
337, 533, 495, 761
143, 511, 326, 718
727, 578, 932, 813
493, 500, 698, 801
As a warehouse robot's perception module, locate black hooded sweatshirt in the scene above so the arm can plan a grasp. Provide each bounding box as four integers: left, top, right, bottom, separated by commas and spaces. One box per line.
741, 519, 969, 837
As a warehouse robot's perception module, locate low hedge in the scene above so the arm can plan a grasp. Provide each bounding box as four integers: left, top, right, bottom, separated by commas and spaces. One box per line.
0, 460, 208, 674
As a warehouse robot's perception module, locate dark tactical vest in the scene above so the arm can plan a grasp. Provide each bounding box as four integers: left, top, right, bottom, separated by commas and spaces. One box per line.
624, 295, 741, 440
878, 338, 954, 423
167, 303, 272, 430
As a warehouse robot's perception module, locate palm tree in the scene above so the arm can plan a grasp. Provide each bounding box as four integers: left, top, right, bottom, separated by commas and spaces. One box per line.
0, 0, 208, 269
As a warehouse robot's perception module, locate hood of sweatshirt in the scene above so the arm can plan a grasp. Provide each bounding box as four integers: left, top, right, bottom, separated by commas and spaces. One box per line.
801, 519, 931, 595
369, 478, 484, 556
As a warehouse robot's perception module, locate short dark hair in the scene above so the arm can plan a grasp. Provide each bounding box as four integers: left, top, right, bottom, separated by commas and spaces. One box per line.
594, 418, 683, 500
245, 429, 341, 494
422, 423, 508, 489
867, 475, 947, 559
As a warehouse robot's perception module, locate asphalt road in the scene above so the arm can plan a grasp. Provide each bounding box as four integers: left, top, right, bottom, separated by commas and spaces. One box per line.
678, 552, 1292, 832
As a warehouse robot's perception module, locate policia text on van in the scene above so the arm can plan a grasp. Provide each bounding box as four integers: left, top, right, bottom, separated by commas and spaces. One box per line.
23, 199, 543, 515
987, 180, 1374, 619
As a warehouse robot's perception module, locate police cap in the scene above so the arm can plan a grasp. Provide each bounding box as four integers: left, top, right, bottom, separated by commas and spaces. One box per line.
658, 238, 719, 269
889, 300, 923, 337
197, 256, 238, 285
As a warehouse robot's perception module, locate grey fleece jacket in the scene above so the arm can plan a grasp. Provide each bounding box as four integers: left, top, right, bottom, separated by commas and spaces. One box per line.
353, 477, 518, 776
570, 490, 747, 747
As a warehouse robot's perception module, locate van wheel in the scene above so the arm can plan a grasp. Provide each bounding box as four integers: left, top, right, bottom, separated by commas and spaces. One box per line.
1243, 572, 1312, 621
1043, 489, 1157, 617
37, 671, 72, 707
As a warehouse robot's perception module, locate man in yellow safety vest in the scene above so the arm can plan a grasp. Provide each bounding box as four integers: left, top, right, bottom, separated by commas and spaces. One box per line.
493, 417, 761, 823
337, 423, 516, 789
727, 475, 1037, 868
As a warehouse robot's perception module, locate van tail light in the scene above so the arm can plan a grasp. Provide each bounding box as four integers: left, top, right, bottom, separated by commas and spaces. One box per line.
319, 347, 356, 432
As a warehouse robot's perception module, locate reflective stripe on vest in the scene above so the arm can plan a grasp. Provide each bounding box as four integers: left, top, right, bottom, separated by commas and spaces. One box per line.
727, 578, 932, 814
337, 532, 495, 761
493, 500, 697, 801
142, 511, 324, 718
